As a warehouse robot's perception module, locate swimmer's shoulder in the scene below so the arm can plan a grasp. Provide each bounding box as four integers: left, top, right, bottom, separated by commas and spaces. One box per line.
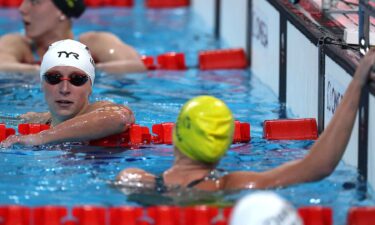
85, 101, 114, 112
79, 32, 121, 52
0, 34, 33, 62
90, 100, 114, 107
79, 31, 126, 46
79, 32, 140, 61
0, 33, 27, 45
79, 31, 115, 40
87, 101, 133, 114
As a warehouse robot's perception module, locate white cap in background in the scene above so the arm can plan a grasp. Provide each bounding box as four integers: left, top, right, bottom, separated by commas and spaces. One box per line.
229, 191, 303, 225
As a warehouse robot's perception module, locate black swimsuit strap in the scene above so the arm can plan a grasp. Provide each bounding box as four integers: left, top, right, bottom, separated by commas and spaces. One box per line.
186, 168, 227, 188
154, 169, 227, 191
45, 118, 52, 125
186, 177, 207, 188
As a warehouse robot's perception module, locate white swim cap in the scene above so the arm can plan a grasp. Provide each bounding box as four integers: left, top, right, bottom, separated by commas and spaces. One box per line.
40, 39, 95, 85
229, 191, 303, 225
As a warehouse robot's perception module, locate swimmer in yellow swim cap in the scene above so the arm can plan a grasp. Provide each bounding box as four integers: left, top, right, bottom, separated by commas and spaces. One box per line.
118, 95, 235, 191
117, 49, 375, 191
173, 95, 234, 164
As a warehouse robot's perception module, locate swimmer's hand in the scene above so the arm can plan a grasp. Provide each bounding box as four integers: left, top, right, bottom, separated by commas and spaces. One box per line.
0, 133, 44, 148
354, 48, 375, 86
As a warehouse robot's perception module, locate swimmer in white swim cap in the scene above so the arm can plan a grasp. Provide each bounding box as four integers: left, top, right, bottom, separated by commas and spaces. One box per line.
40, 39, 96, 85
230, 192, 302, 225
1, 40, 135, 147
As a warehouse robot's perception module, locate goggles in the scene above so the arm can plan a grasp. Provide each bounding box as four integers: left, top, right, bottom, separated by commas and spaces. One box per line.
43, 72, 89, 86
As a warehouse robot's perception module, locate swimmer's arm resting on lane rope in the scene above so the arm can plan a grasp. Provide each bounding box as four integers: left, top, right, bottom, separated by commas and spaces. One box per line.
79, 32, 146, 74
222, 49, 375, 190
1, 101, 135, 147
19, 112, 51, 124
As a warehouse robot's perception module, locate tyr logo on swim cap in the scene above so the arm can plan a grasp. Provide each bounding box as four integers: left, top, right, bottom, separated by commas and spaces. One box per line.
40, 39, 95, 85
52, 0, 86, 18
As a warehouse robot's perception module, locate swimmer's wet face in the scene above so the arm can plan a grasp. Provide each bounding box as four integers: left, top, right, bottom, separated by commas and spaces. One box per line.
43, 66, 91, 123
19, 0, 63, 39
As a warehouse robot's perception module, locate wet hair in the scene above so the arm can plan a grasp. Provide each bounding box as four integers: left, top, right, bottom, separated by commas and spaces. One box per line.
52, 0, 86, 18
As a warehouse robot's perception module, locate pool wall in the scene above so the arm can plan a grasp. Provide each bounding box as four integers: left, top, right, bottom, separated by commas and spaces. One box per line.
192, 1, 375, 191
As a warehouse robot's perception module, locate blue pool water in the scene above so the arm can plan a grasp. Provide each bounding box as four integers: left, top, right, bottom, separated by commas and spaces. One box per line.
0, 3, 375, 225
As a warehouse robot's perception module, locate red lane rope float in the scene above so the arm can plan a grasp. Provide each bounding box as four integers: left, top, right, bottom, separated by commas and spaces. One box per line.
183, 205, 231, 225
1, 0, 22, 7
233, 121, 251, 143
146, 0, 190, 8
0, 121, 250, 146
156, 52, 187, 70
263, 118, 318, 140
92, 121, 251, 147
110, 0, 133, 7
18, 124, 50, 135
0, 124, 15, 142
199, 48, 248, 70
84, 0, 133, 7
144, 49, 248, 71
0, 205, 31, 225
298, 206, 333, 225
71, 206, 107, 225
1, 205, 374, 225
152, 122, 174, 144
89, 124, 151, 147
84, 0, 102, 7
147, 206, 180, 225
109, 207, 143, 225
348, 207, 375, 225
33, 206, 68, 225
141, 55, 156, 70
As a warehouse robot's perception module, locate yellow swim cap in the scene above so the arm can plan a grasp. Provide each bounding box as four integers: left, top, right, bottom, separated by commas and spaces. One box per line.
173, 96, 234, 163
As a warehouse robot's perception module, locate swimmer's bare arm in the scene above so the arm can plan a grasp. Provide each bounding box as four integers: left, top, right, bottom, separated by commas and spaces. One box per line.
1, 101, 135, 147
224, 49, 375, 190
80, 32, 146, 74
19, 112, 51, 124
116, 168, 156, 187
0, 34, 40, 73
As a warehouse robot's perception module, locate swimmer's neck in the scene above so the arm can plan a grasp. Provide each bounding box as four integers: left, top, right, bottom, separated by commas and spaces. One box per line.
30, 28, 74, 57
167, 150, 216, 176
164, 156, 216, 187
50, 102, 90, 126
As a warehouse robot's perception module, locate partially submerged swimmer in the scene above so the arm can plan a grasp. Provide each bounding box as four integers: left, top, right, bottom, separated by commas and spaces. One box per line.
1, 39, 134, 147
117, 49, 375, 190
0, 0, 146, 74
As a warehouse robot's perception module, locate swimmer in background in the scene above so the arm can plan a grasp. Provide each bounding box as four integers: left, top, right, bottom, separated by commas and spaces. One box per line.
117, 49, 375, 190
1, 39, 134, 147
0, 0, 146, 74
